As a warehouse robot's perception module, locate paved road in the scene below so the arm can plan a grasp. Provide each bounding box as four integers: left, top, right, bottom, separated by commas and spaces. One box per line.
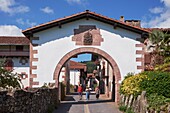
53, 92, 121, 113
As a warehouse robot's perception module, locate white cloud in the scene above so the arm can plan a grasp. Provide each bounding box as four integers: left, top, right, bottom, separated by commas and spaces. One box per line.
12, 5, 29, 14
16, 18, 36, 27
142, 0, 170, 28
149, 7, 164, 14
161, 0, 170, 7
66, 0, 85, 4
0, 0, 29, 15
40, 7, 54, 14
0, 25, 24, 36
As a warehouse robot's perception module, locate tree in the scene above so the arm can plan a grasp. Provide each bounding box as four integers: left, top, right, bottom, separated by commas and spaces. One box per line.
81, 61, 97, 73
147, 30, 170, 66
154, 56, 170, 72
0, 60, 22, 89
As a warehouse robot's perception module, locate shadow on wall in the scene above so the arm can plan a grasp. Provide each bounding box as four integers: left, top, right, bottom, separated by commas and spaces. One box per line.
33, 23, 74, 46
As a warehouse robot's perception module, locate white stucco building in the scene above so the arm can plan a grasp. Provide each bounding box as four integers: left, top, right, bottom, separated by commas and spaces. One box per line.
1, 10, 154, 102
59, 60, 86, 86
22, 10, 150, 102
0, 36, 30, 87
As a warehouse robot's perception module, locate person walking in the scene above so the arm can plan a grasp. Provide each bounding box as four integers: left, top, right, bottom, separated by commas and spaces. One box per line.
95, 86, 100, 99
78, 84, 83, 100
85, 87, 90, 100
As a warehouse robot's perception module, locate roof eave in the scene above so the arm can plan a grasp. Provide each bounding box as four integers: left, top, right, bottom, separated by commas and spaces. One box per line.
22, 11, 150, 36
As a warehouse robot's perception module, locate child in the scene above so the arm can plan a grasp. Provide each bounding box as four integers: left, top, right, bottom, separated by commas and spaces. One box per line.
95, 86, 100, 99
78, 84, 83, 100
85, 87, 90, 100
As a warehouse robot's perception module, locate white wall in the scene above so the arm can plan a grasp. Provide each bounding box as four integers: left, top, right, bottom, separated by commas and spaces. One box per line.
59, 67, 80, 86
59, 67, 65, 83
32, 18, 142, 87
12, 58, 30, 87
70, 70, 80, 86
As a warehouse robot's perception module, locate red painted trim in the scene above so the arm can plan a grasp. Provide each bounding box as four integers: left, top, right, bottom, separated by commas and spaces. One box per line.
32, 58, 38, 61
32, 50, 38, 54
135, 43, 144, 47
32, 66, 37, 69
32, 82, 39, 85
29, 37, 39, 87
137, 66, 143, 69
135, 43, 145, 71
136, 58, 143, 62
30, 74, 37, 78
136, 50, 144, 54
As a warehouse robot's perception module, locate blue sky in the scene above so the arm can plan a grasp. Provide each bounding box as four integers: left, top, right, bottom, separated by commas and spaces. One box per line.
0, 0, 170, 37
71, 53, 91, 62
0, 0, 170, 61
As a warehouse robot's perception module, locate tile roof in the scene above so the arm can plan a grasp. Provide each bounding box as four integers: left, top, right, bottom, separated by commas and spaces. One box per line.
70, 60, 86, 66
0, 36, 30, 45
144, 28, 170, 32
23, 10, 150, 35
70, 60, 87, 70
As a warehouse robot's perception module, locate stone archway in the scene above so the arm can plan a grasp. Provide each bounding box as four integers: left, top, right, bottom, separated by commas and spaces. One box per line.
53, 47, 121, 102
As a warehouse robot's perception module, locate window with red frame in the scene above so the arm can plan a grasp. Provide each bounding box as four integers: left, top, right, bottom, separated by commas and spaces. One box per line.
4, 59, 13, 71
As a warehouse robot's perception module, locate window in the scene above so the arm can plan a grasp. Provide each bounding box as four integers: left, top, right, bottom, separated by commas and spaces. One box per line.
16, 46, 23, 51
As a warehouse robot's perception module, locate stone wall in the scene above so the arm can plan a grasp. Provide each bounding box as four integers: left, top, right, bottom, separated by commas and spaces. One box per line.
119, 91, 148, 113
119, 91, 170, 113
0, 88, 59, 113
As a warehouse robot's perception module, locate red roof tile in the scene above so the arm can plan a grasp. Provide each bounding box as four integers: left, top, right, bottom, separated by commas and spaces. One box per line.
0, 36, 30, 45
70, 60, 86, 70
144, 28, 170, 32
23, 10, 150, 35
70, 60, 86, 66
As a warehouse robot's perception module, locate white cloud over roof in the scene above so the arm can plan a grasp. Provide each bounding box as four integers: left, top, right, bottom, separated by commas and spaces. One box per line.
66, 0, 85, 4
142, 0, 170, 28
40, 7, 54, 14
16, 18, 36, 27
149, 7, 164, 14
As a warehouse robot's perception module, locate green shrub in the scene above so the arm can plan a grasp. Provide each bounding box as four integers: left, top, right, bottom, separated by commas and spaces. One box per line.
121, 71, 170, 98
120, 74, 147, 96
41, 83, 48, 88
125, 107, 134, 113
140, 71, 170, 98
124, 72, 134, 79
119, 105, 127, 112
70, 84, 74, 92
147, 93, 169, 112
120, 71, 170, 112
